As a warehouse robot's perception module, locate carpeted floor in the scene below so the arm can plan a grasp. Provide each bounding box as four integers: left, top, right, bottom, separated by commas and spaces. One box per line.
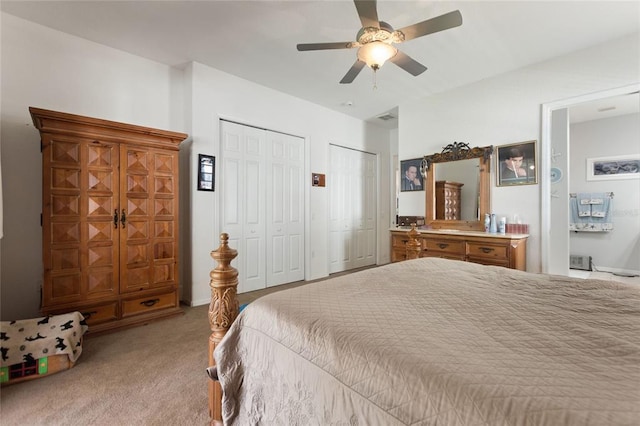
1, 304, 212, 426
0, 267, 375, 425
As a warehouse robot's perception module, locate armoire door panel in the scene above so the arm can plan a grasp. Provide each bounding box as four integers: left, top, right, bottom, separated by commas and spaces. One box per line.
126, 150, 149, 173
50, 275, 82, 300
127, 198, 148, 216
126, 220, 149, 240
127, 175, 148, 193
51, 248, 80, 271
50, 140, 81, 164
51, 169, 80, 190
52, 195, 80, 216
155, 176, 173, 194
86, 269, 116, 298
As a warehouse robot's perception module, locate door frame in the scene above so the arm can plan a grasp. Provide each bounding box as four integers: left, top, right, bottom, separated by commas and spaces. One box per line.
540, 83, 639, 274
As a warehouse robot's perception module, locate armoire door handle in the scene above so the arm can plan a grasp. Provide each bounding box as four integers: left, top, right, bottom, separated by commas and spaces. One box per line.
120, 209, 126, 228
114, 210, 119, 228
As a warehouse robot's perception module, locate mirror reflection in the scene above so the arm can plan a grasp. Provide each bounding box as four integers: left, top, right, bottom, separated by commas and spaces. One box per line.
434, 159, 480, 221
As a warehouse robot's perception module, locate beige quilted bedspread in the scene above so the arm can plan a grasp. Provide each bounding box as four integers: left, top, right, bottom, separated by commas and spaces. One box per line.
214, 258, 640, 425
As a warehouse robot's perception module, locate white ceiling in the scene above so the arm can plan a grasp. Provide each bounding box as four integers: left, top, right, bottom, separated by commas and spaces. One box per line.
2, 1, 639, 127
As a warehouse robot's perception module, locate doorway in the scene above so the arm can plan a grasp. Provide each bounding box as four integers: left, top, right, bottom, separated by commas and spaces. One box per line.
540, 83, 640, 275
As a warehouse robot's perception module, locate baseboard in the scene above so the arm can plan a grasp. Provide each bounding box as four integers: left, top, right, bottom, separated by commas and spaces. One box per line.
596, 266, 640, 277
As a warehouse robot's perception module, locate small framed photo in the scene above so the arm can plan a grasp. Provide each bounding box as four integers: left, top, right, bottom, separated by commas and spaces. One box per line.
496, 140, 537, 187
400, 158, 424, 191
197, 154, 215, 191
586, 154, 640, 181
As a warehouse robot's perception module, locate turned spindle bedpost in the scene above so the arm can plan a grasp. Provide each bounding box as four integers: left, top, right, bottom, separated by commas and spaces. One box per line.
406, 223, 422, 260
208, 233, 239, 425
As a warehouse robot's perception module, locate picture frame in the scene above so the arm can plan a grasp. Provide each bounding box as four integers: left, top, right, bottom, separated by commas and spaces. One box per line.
400, 158, 424, 192
586, 154, 640, 181
197, 154, 215, 191
496, 140, 538, 187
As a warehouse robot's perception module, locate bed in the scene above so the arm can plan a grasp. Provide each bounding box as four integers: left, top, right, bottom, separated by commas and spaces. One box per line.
207, 234, 640, 425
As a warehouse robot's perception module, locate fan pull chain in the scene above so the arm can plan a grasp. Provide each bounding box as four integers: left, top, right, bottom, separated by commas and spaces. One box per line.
372, 69, 378, 90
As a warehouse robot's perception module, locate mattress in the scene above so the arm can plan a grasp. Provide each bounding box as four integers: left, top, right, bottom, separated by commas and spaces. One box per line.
214, 257, 640, 425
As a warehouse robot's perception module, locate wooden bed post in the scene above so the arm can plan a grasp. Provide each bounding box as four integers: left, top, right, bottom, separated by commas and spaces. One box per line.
406, 223, 421, 259
208, 233, 239, 425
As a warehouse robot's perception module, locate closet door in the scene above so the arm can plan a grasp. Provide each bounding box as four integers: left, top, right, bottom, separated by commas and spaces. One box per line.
329, 145, 377, 273
266, 131, 305, 287
42, 135, 119, 308
220, 121, 267, 293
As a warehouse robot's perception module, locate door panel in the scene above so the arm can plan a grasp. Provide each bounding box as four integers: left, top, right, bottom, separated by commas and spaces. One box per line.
329, 145, 377, 273
221, 121, 267, 293
266, 131, 305, 287
42, 135, 120, 307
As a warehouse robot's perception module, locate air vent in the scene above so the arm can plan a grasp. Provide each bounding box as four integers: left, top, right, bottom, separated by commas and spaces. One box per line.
377, 113, 396, 121
570, 254, 592, 271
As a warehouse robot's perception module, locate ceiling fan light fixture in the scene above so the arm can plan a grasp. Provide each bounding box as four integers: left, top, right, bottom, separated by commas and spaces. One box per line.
357, 41, 397, 70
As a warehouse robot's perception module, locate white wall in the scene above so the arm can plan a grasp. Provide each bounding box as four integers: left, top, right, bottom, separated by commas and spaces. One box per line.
398, 34, 639, 272
0, 13, 392, 319
184, 62, 391, 306
0, 13, 184, 320
569, 113, 640, 273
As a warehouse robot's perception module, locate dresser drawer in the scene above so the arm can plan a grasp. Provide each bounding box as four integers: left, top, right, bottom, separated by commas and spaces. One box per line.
392, 234, 411, 248
78, 302, 118, 326
424, 239, 465, 255
121, 291, 177, 318
467, 242, 508, 260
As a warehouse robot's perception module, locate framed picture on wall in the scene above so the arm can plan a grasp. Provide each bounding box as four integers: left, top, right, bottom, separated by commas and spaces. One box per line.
496, 140, 538, 187
586, 154, 640, 181
198, 154, 215, 191
400, 158, 424, 191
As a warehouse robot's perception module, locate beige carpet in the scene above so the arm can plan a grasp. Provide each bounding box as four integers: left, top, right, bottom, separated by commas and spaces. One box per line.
1, 304, 212, 426
0, 268, 373, 425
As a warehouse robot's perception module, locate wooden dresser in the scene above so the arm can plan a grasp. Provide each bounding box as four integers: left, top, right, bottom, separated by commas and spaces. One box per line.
31, 107, 188, 335
390, 228, 528, 270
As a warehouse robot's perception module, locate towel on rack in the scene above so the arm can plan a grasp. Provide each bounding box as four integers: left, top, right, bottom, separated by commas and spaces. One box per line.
577, 193, 592, 217
569, 192, 613, 232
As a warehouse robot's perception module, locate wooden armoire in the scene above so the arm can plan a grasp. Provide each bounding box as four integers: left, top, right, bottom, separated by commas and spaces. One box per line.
435, 180, 463, 220
30, 107, 188, 335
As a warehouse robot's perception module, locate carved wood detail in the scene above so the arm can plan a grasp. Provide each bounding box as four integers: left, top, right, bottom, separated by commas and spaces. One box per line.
208, 233, 239, 425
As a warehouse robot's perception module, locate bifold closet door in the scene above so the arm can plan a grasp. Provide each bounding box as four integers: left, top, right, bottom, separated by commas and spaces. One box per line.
328, 145, 377, 273
220, 121, 305, 293
266, 131, 305, 287
220, 121, 267, 293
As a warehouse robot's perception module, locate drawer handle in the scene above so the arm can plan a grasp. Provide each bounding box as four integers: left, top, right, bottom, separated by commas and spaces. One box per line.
402, 239, 408, 245
140, 298, 160, 307
438, 243, 449, 249
480, 247, 494, 253
81, 311, 97, 320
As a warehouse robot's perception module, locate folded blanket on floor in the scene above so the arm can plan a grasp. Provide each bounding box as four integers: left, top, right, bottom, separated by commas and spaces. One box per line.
0, 312, 88, 367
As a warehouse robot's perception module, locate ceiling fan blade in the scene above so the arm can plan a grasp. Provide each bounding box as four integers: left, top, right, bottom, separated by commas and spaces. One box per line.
354, 0, 379, 28
389, 51, 427, 76
396, 10, 463, 42
297, 42, 354, 51
340, 60, 366, 84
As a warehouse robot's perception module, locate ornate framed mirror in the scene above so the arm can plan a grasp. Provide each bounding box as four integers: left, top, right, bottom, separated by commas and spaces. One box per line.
421, 142, 493, 231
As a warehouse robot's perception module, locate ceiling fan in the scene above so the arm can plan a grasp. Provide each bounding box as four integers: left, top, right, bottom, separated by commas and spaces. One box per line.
296, 0, 462, 84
